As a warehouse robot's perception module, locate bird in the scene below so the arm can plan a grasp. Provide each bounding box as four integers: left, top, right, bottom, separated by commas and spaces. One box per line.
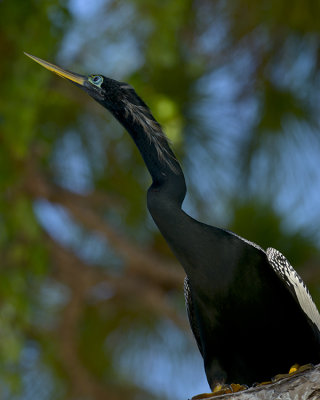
25, 52, 320, 395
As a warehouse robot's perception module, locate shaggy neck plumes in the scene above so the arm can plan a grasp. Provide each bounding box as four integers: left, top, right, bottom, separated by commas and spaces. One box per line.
112, 104, 186, 207
117, 103, 173, 167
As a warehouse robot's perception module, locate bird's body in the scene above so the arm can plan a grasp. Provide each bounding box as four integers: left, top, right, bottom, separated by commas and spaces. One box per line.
25, 53, 320, 390
149, 185, 320, 386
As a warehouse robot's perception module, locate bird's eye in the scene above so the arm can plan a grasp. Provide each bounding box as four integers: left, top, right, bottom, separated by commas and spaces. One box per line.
89, 75, 103, 87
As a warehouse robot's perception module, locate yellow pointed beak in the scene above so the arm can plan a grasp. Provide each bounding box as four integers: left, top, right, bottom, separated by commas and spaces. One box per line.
24, 52, 86, 86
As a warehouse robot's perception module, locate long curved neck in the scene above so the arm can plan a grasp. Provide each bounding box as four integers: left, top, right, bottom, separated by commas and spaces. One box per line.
107, 97, 211, 283
114, 109, 187, 209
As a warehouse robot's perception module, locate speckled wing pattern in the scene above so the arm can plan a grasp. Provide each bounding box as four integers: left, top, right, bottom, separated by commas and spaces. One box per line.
267, 247, 320, 332
184, 276, 204, 356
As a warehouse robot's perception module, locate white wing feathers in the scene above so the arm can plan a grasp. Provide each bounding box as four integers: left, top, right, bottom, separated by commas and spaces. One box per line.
267, 247, 320, 332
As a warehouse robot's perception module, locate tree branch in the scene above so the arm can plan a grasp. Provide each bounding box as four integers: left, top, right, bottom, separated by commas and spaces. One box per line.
196, 364, 320, 400
47, 235, 187, 329
24, 164, 184, 292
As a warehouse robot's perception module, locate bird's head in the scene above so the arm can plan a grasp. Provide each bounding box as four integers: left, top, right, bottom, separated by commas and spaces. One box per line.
24, 53, 181, 177
26, 53, 149, 112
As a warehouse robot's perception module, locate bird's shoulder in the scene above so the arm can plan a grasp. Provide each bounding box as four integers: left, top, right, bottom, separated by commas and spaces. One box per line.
223, 229, 265, 252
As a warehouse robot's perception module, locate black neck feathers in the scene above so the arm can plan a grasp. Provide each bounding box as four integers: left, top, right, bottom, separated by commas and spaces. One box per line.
110, 99, 187, 209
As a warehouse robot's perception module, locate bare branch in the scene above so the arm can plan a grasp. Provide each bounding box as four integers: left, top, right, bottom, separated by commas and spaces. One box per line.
47, 236, 187, 329
25, 165, 185, 291
196, 364, 320, 400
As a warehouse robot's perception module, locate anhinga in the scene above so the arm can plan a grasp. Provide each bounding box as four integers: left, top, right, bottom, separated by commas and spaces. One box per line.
25, 52, 320, 396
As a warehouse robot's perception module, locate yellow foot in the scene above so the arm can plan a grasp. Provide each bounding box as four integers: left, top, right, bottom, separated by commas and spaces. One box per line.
255, 363, 314, 386
288, 363, 299, 374
192, 383, 248, 399
272, 363, 314, 382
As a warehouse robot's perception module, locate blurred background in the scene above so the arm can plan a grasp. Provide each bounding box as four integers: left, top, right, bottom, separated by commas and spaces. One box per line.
1, 0, 320, 399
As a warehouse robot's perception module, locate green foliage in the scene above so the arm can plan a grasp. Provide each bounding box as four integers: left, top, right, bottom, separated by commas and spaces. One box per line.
230, 200, 317, 264
258, 82, 310, 133
0, 0, 70, 396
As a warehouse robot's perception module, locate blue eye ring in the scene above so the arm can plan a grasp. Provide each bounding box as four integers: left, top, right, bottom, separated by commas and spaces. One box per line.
89, 75, 103, 87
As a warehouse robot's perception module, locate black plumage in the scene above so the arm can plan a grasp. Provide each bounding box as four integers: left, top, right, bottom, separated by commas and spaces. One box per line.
25, 53, 320, 390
